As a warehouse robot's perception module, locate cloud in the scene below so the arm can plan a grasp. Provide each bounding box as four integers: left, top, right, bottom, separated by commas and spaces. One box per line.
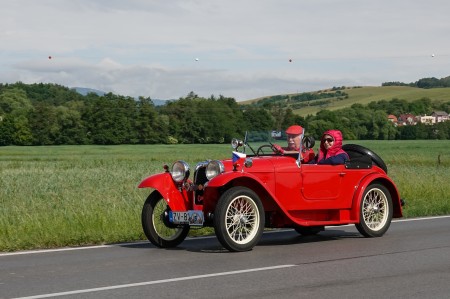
1, 0, 450, 101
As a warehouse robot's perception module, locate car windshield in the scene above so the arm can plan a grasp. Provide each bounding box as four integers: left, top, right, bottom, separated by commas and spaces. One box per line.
241, 130, 296, 156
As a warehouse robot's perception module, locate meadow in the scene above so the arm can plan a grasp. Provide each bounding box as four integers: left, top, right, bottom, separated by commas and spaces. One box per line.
243, 86, 450, 116
1, 141, 449, 252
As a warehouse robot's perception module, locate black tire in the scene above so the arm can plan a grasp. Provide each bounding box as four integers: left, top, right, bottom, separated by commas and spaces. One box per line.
141, 191, 189, 248
355, 183, 393, 237
214, 187, 265, 252
294, 226, 324, 236
343, 144, 388, 173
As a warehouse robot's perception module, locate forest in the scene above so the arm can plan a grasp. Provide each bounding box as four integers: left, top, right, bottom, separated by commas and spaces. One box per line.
0, 81, 449, 146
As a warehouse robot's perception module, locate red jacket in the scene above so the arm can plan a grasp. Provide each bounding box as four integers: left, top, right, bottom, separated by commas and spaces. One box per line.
317, 130, 349, 165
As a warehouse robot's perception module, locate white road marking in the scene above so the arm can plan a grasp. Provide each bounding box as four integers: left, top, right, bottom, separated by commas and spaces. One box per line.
1, 215, 450, 257
11, 264, 296, 299
393, 215, 450, 222
0, 244, 118, 256
4, 215, 450, 298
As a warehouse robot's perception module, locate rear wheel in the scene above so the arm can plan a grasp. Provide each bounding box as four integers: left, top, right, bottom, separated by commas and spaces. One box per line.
141, 191, 189, 248
214, 187, 264, 252
355, 184, 393, 237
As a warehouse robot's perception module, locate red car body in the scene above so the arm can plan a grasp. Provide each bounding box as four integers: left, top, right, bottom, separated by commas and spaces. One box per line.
139, 136, 403, 252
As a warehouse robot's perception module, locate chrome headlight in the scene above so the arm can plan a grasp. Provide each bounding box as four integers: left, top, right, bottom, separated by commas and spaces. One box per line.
231, 138, 243, 149
206, 160, 225, 180
171, 160, 190, 183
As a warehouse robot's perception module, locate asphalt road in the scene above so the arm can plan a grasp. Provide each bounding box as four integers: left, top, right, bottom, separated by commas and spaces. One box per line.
1, 216, 450, 299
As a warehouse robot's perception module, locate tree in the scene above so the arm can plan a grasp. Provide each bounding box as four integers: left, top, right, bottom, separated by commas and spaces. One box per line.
12, 115, 33, 145
0, 88, 33, 114
83, 94, 136, 145
398, 125, 416, 140
0, 116, 14, 145
28, 102, 60, 145
416, 77, 441, 88
135, 97, 161, 144
243, 108, 274, 131
409, 98, 433, 115
0, 87, 34, 145
306, 119, 335, 138
54, 106, 87, 144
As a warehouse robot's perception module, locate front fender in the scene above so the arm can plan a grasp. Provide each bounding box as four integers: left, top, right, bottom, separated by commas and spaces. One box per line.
206, 171, 299, 222
138, 173, 188, 211
206, 171, 270, 189
351, 173, 402, 221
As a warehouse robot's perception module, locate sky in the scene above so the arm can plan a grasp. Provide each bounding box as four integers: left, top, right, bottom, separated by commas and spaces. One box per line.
1, 0, 449, 101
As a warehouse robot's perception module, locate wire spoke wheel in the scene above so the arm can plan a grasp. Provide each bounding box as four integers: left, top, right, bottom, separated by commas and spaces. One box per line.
214, 187, 264, 251
152, 198, 183, 240
362, 188, 388, 230
356, 184, 393, 237
225, 196, 259, 244
142, 191, 189, 248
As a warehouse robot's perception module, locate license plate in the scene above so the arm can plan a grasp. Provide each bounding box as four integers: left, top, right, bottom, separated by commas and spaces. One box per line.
169, 211, 204, 226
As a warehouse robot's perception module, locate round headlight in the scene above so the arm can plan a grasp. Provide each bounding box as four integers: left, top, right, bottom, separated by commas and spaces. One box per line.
231, 138, 243, 149
171, 161, 190, 183
206, 160, 225, 180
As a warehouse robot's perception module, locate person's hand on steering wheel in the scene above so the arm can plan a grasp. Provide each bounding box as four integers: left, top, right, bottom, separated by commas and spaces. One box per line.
272, 144, 285, 154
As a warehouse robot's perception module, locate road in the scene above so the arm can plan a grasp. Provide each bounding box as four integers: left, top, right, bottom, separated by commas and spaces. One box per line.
1, 216, 450, 299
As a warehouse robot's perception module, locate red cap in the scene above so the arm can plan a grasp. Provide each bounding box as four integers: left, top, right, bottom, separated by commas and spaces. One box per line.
285, 125, 303, 135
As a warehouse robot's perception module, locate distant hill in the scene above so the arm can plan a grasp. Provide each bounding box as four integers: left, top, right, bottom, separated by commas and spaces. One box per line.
152, 99, 169, 106
72, 87, 106, 96
72, 87, 168, 106
241, 86, 450, 116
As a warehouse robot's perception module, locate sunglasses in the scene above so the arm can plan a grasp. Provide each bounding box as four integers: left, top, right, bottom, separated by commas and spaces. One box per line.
322, 138, 334, 143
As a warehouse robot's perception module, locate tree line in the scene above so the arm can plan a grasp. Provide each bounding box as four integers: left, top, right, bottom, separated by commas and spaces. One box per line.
382, 75, 450, 89
0, 82, 449, 146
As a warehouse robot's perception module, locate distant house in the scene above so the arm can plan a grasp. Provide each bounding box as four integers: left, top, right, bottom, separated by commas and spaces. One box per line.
398, 113, 416, 125
387, 115, 398, 126
418, 115, 435, 125
387, 114, 398, 122
431, 111, 449, 123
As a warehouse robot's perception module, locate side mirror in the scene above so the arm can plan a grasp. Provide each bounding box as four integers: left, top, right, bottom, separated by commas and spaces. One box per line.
302, 136, 315, 149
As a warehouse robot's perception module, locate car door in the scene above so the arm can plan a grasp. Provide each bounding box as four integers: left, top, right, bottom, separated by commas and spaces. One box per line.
298, 164, 352, 209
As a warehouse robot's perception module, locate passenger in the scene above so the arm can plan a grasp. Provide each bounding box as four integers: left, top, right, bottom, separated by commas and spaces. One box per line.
273, 125, 315, 163
311, 129, 349, 165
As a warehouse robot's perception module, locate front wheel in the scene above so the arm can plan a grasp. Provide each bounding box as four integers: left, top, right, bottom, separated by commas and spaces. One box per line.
141, 191, 189, 248
214, 187, 265, 252
355, 184, 393, 237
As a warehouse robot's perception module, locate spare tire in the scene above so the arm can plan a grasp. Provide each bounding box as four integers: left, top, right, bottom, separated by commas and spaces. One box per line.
342, 144, 388, 174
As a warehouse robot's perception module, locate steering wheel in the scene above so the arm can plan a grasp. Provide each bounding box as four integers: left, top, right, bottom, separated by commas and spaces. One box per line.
256, 144, 280, 156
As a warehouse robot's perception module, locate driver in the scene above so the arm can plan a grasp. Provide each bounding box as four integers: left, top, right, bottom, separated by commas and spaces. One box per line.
273, 125, 315, 163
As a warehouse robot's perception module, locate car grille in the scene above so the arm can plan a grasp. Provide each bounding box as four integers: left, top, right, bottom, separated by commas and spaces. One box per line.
193, 161, 209, 204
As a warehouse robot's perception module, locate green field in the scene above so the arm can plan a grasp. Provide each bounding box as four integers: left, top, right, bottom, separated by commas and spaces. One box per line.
242, 86, 450, 116
1, 141, 449, 252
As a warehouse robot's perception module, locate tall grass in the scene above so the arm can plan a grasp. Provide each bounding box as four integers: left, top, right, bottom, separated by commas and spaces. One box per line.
0, 145, 229, 251
1, 141, 449, 251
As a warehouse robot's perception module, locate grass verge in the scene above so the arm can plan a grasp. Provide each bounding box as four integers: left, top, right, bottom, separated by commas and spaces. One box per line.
1, 141, 449, 251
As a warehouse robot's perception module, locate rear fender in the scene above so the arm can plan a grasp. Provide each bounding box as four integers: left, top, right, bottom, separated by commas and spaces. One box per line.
138, 173, 189, 211
351, 173, 403, 221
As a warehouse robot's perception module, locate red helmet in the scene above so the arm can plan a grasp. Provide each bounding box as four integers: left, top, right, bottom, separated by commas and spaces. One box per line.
285, 125, 303, 135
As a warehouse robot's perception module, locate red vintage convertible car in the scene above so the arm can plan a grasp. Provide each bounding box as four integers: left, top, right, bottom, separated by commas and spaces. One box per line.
138, 131, 404, 252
